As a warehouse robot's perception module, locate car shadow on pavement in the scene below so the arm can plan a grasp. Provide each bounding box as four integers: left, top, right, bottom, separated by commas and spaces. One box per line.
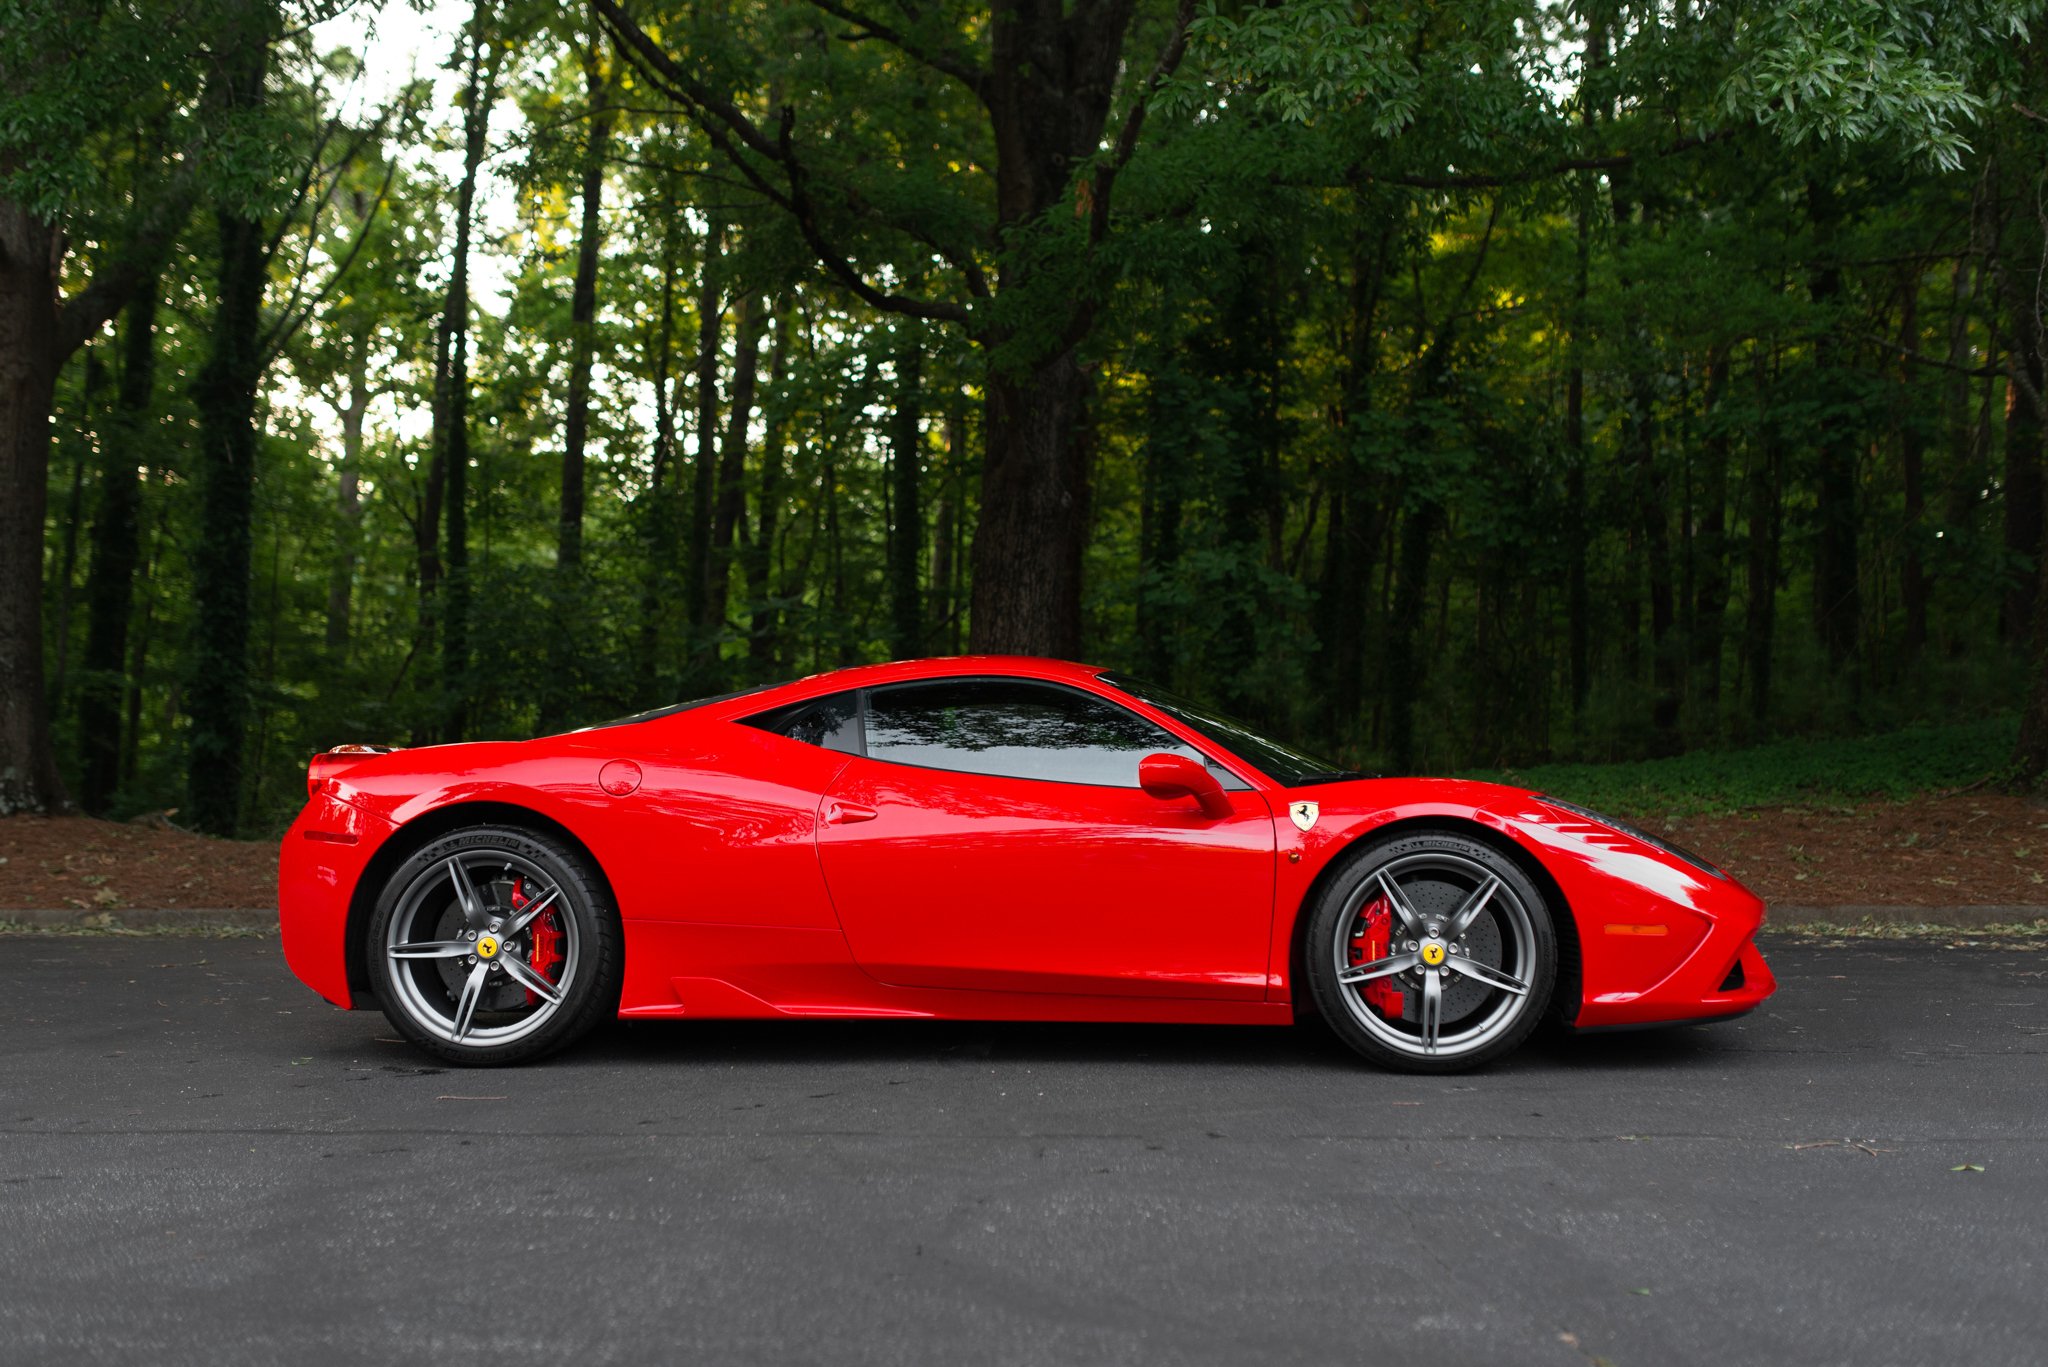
550, 1012, 1748, 1075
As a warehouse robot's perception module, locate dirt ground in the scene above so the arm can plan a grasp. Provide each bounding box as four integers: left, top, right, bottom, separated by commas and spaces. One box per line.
0, 815, 277, 911
1658, 792, 2048, 905
3, 793, 2046, 912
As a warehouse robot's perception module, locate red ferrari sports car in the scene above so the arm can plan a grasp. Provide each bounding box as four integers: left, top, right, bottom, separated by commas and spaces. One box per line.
279, 656, 1775, 1071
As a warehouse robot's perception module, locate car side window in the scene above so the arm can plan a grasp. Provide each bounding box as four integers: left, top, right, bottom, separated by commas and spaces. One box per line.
861, 679, 1232, 788
742, 690, 863, 753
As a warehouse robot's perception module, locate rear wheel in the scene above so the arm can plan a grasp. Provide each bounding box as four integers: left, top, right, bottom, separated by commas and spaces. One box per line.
366, 825, 621, 1065
1304, 831, 1555, 1073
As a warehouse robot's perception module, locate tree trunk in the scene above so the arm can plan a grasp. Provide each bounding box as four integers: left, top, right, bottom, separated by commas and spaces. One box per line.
1744, 354, 1783, 727
595, 0, 1164, 658
1384, 500, 1439, 774
2004, 349, 2045, 643
745, 300, 792, 669
705, 288, 764, 662
324, 329, 367, 658
556, 48, 614, 576
1692, 347, 1731, 717
49, 352, 100, 706
930, 402, 963, 656
1632, 380, 1681, 751
686, 217, 724, 652
425, 4, 498, 735
1896, 277, 1929, 662
0, 202, 68, 814
888, 328, 924, 659
122, 540, 156, 790
1137, 335, 1189, 681
1807, 179, 1861, 670
184, 1, 273, 836
2015, 480, 2048, 781
969, 352, 1090, 657
957, 0, 1141, 655
1321, 216, 1388, 733
79, 285, 159, 812
636, 211, 681, 699
1564, 260, 1591, 716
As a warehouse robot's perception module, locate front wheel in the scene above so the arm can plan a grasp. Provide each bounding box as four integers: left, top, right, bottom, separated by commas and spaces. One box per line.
1304, 831, 1555, 1073
366, 825, 622, 1065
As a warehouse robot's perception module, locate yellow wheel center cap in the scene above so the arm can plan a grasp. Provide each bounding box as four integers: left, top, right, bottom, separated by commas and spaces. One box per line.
476, 934, 500, 960
1420, 941, 1446, 967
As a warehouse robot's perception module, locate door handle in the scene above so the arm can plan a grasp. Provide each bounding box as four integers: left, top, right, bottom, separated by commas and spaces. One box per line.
825, 800, 878, 825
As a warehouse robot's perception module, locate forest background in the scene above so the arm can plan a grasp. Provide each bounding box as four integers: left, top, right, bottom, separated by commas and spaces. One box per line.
6, 0, 2048, 839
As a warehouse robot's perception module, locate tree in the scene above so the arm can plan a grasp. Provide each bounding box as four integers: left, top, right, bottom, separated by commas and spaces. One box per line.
0, 0, 207, 814
595, 0, 1197, 657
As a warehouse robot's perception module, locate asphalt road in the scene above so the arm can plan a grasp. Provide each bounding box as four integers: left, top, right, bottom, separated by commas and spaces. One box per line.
1, 934, 2042, 1367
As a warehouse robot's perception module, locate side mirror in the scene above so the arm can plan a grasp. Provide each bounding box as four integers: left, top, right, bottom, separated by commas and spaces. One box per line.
1138, 752, 1232, 819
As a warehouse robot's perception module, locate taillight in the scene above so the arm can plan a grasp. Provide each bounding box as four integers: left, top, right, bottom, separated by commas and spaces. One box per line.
306, 744, 399, 797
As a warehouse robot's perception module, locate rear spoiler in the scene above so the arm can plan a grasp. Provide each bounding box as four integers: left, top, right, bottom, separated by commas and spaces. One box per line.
308, 744, 402, 796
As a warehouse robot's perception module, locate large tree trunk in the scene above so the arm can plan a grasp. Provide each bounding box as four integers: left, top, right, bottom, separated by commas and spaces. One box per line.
0, 202, 68, 814
969, 352, 1090, 656
184, 3, 272, 836
960, 0, 1140, 656
79, 284, 158, 812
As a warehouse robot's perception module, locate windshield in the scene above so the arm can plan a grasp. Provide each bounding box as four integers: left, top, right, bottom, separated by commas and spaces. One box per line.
1100, 673, 1362, 787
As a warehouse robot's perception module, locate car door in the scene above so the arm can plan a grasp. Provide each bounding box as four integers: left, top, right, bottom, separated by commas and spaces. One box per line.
814, 677, 1276, 1001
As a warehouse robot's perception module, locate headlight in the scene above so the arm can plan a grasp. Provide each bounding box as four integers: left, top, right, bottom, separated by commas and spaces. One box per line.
1538, 796, 1725, 880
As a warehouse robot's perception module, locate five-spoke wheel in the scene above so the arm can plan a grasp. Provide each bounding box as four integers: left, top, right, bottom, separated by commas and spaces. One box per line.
367, 825, 621, 1065
1306, 831, 1554, 1072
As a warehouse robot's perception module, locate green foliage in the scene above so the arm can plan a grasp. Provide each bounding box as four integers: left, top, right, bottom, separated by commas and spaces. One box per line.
1721, 0, 2043, 171
1471, 716, 2022, 818
21, 0, 2048, 833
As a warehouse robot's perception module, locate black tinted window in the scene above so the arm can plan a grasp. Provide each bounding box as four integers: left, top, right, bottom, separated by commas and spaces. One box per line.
863, 680, 1212, 787
743, 690, 862, 753
1100, 673, 1358, 786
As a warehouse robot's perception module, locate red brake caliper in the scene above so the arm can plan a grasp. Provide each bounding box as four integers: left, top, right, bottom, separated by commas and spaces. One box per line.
512, 877, 563, 1007
1350, 895, 1406, 1019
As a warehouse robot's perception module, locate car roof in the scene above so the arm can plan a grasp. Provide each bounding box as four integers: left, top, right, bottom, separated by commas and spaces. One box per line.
689, 656, 1107, 722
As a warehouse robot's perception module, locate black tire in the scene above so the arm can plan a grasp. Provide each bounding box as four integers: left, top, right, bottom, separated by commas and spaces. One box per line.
1304, 830, 1555, 1073
365, 824, 622, 1066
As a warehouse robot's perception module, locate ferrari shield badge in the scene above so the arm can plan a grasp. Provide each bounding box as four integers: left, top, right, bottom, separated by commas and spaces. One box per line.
1289, 801, 1319, 832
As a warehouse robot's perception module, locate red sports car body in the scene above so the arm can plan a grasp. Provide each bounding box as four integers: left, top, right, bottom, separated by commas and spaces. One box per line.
280, 657, 1775, 1069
